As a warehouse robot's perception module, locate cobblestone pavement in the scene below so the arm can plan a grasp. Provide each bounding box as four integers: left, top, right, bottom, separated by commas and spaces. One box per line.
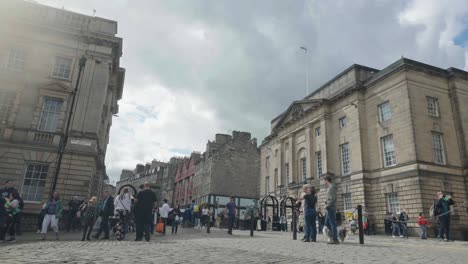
1, 229, 468, 264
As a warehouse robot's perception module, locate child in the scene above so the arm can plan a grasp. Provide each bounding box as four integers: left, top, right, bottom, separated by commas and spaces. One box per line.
417, 212, 428, 239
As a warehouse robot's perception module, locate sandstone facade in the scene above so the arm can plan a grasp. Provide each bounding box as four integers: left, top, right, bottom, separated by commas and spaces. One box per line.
260, 58, 468, 240
0, 0, 125, 217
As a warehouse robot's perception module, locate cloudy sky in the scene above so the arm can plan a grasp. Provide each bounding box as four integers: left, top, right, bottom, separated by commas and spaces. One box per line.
36, 0, 468, 183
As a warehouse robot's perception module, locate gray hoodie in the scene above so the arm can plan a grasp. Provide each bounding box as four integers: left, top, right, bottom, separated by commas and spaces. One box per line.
325, 184, 337, 210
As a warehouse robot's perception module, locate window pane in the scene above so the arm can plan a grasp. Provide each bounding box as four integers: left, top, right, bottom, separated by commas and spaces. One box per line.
378, 102, 391, 122
316, 151, 322, 179
52, 57, 72, 79
432, 132, 445, 164
22, 164, 48, 201
38, 98, 63, 132
382, 135, 396, 167
7, 48, 26, 70
341, 143, 350, 175
0, 90, 16, 123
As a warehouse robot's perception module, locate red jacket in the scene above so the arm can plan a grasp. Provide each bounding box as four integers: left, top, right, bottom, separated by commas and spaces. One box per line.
417, 216, 428, 226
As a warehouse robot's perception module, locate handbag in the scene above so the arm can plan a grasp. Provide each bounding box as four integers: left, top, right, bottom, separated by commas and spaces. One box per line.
156, 218, 164, 233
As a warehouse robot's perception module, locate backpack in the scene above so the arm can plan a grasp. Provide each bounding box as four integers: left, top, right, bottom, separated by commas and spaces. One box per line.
193, 205, 199, 213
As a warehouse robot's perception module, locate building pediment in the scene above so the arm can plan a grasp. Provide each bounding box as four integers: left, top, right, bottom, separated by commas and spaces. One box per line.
272, 99, 325, 131
41, 81, 74, 94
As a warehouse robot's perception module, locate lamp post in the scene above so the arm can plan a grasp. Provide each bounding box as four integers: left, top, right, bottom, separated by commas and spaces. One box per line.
51, 56, 86, 193
300, 46, 309, 96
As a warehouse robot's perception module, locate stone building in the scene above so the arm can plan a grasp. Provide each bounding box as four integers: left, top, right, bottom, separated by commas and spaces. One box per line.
192, 131, 260, 214
115, 160, 168, 200
174, 152, 202, 208
0, 0, 125, 219
259, 58, 468, 240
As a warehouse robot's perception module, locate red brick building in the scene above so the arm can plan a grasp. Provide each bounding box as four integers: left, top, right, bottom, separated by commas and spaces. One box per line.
174, 152, 201, 207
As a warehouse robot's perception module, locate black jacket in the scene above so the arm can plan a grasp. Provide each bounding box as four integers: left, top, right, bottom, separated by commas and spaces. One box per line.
101, 196, 114, 217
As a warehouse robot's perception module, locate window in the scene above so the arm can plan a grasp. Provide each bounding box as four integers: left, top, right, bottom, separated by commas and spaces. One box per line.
339, 117, 347, 128
387, 193, 400, 213
340, 143, 350, 175
316, 151, 322, 178
378, 101, 391, 122
38, 97, 63, 132
381, 135, 396, 167
301, 158, 307, 181
265, 156, 270, 169
274, 149, 278, 157
0, 90, 15, 124
7, 48, 26, 70
432, 132, 445, 164
265, 176, 270, 194
344, 193, 352, 210
52, 56, 72, 79
285, 163, 290, 183
315, 126, 321, 136
274, 169, 278, 188
427, 97, 439, 117
21, 164, 48, 202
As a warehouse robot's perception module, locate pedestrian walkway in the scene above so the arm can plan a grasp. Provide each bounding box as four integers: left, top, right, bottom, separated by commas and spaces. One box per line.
1, 229, 467, 264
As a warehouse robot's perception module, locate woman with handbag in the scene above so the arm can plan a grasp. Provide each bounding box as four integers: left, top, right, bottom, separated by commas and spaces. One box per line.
114, 188, 133, 240
80, 197, 98, 241
170, 205, 181, 234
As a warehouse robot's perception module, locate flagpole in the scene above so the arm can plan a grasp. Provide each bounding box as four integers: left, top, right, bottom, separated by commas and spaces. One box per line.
300, 46, 309, 96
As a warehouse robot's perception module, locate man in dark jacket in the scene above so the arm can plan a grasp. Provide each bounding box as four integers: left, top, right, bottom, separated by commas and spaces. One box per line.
67, 196, 81, 232
434, 191, 451, 241
134, 182, 156, 241
93, 191, 114, 239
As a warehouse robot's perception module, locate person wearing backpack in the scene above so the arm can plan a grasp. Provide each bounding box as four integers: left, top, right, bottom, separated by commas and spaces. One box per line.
434, 191, 454, 241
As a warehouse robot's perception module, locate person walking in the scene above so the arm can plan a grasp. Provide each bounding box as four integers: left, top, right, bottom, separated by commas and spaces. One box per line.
170, 205, 181, 234
417, 212, 428, 240
114, 188, 133, 240
279, 214, 286, 232
80, 197, 98, 241
160, 199, 170, 235
0, 194, 7, 242
226, 197, 236, 235
93, 191, 114, 240
399, 209, 409, 238
391, 212, 400, 238
201, 206, 210, 229
322, 175, 339, 244
41, 191, 63, 240
67, 196, 81, 232
4, 192, 22, 242
300, 185, 318, 242
134, 182, 157, 241
434, 191, 453, 241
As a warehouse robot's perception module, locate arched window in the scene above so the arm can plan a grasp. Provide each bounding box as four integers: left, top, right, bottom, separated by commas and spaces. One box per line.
297, 148, 307, 182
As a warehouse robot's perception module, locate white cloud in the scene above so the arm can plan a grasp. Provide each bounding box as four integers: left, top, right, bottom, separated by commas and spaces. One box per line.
34, 0, 468, 182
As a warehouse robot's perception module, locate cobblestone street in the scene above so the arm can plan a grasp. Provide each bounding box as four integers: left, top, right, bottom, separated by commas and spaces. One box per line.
1, 228, 468, 264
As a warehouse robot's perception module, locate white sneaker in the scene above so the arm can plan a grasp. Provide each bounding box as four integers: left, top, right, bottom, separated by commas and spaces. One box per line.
392, 235, 395, 238
36, 230, 41, 234
400, 235, 404, 238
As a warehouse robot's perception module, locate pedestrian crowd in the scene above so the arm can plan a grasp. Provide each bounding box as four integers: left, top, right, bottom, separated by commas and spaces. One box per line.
0, 178, 458, 244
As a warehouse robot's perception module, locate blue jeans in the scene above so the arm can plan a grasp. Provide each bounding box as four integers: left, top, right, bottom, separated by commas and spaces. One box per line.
438, 214, 450, 240
400, 223, 407, 238
304, 208, 317, 241
392, 223, 400, 236
325, 208, 338, 241
420, 225, 426, 239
